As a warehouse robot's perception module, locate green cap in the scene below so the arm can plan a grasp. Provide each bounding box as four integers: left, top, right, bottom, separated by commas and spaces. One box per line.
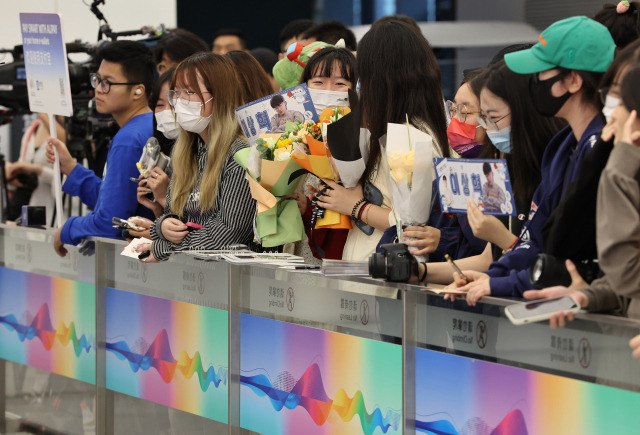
505, 16, 615, 74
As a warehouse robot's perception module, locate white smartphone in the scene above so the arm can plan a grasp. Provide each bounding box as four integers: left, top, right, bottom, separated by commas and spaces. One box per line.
504, 295, 581, 325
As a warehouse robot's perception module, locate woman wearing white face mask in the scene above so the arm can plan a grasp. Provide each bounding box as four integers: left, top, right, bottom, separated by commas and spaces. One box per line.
133, 68, 177, 225
284, 47, 357, 262
300, 47, 355, 116
138, 52, 255, 262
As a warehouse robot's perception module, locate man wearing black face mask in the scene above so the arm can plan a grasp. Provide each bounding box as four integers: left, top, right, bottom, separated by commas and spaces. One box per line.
447, 16, 616, 304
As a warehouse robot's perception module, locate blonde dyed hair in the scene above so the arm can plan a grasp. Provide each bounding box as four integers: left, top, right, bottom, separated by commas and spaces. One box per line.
169, 52, 244, 217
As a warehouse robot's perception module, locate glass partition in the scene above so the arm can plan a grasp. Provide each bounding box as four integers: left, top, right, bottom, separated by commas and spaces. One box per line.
405, 290, 640, 435
94, 239, 229, 434
1, 225, 640, 434
230, 264, 403, 434
0, 225, 96, 434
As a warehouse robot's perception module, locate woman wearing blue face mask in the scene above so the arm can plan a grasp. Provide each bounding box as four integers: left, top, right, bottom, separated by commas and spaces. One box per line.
465, 60, 565, 252
447, 16, 616, 304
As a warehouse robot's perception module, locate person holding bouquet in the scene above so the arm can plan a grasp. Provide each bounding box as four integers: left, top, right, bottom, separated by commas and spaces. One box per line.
315, 20, 450, 261
286, 47, 357, 261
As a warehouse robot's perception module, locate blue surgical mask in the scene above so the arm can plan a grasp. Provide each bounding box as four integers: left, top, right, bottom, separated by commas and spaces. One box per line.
356, 79, 361, 95
486, 125, 512, 154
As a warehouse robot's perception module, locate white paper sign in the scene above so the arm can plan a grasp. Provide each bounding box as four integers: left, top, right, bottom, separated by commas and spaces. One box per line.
20, 13, 73, 116
20, 12, 73, 228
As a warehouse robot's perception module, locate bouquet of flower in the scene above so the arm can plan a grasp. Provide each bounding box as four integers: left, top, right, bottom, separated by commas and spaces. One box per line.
383, 119, 435, 261
234, 123, 311, 247
288, 107, 355, 230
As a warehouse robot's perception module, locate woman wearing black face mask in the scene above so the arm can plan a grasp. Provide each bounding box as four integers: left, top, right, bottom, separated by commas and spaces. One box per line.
444, 16, 616, 304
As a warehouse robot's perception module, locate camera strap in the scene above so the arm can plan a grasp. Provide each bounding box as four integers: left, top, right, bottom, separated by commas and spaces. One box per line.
308, 182, 330, 258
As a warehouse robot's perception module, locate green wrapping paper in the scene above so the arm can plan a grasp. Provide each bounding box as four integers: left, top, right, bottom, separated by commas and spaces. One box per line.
256, 198, 306, 247
234, 148, 307, 246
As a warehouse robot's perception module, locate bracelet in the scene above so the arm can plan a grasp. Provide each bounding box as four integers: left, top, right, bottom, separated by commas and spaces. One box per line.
419, 261, 428, 283
503, 236, 519, 254
364, 203, 372, 225
351, 198, 366, 220
357, 201, 370, 221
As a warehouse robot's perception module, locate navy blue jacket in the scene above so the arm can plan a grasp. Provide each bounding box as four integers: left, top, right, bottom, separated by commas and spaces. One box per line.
486, 116, 604, 297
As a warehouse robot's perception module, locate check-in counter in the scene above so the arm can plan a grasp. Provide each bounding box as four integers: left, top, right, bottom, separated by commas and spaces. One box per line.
1, 224, 639, 434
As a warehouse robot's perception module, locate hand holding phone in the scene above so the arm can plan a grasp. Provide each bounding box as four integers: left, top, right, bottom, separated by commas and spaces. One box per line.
505, 295, 581, 325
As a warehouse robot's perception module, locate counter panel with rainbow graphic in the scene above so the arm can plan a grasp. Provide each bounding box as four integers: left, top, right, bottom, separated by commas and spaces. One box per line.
240, 314, 402, 434
105, 288, 229, 423
0, 266, 95, 384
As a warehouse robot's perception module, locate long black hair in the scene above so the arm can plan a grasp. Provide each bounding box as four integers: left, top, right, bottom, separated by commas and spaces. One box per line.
357, 21, 449, 184
600, 38, 640, 90
299, 47, 357, 88
480, 61, 566, 205
594, 2, 640, 48
621, 64, 640, 112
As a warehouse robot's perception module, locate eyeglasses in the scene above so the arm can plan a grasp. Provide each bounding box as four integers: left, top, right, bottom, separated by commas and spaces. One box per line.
477, 112, 511, 131
598, 86, 622, 105
167, 89, 212, 107
90, 73, 139, 94
446, 100, 481, 124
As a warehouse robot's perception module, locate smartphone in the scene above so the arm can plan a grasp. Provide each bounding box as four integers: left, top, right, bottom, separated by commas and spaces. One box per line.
504, 295, 580, 325
185, 222, 204, 232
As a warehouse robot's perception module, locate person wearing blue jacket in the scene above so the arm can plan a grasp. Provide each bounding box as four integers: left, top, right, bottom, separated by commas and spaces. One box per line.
46, 41, 155, 256
446, 16, 616, 304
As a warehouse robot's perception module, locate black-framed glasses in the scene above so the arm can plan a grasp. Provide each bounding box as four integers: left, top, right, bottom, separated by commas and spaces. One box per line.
167, 89, 212, 107
477, 112, 511, 131
89, 73, 139, 94
446, 100, 481, 124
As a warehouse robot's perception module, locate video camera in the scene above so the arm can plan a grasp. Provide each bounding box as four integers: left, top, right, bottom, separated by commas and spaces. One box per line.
0, 0, 165, 166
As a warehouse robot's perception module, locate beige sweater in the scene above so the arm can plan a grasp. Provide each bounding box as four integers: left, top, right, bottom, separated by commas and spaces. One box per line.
589, 142, 640, 319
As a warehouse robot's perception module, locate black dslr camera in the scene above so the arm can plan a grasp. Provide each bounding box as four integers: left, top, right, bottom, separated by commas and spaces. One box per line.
530, 253, 601, 288
369, 243, 418, 282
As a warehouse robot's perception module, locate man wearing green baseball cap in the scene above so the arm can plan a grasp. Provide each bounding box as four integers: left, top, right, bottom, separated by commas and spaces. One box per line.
448, 16, 616, 303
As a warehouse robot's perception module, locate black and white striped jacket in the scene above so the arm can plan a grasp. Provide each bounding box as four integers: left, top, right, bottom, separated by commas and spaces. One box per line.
151, 137, 255, 260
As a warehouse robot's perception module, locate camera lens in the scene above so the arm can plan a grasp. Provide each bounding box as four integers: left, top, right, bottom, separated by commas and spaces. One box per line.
531, 256, 544, 282
368, 253, 387, 279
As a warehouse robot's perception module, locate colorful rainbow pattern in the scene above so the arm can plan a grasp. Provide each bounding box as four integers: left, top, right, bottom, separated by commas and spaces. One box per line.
240, 314, 402, 434
105, 288, 228, 423
106, 328, 226, 391
0, 267, 95, 384
415, 348, 640, 434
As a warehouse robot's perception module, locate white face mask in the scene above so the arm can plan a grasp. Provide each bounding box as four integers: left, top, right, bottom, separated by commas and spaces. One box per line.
155, 109, 179, 140
308, 89, 349, 116
174, 97, 213, 134
602, 94, 620, 124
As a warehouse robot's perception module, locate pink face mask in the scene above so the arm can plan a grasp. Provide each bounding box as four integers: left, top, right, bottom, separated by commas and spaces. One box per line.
447, 118, 482, 158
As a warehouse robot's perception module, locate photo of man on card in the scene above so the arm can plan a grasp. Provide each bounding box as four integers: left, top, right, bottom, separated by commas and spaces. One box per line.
481, 161, 506, 212
269, 94, 304, 133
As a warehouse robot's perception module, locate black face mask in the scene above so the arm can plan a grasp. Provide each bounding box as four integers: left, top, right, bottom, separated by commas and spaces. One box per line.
529, 72, 572, 117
